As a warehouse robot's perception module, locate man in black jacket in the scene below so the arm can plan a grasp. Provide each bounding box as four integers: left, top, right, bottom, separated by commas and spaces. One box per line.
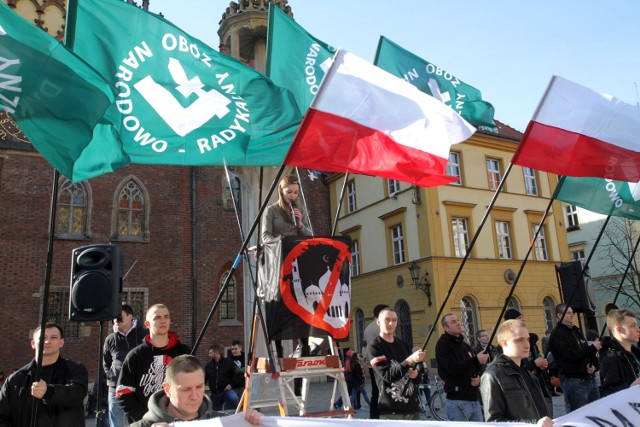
435, 313, 488, 421
115, 304, 191, 423
548, 303, 601, 413
480, 320, 552, 426
599, 309, 640, 397
103, 303, 148, 427
0, 322, 88, 427
368, 307, 425, 420
204, 343, 238, 411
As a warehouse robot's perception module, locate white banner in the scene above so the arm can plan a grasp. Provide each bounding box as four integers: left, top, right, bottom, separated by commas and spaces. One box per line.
175, 386, 640, 427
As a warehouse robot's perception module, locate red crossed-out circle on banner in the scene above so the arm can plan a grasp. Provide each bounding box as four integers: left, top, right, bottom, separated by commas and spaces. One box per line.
279, 238, 351, 339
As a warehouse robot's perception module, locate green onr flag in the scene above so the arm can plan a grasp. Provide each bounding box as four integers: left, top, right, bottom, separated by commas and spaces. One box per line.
0, 2, 116, 180
265, 4, 336, 113
374, 36, 495, 128
65, 0, 302, 181
553, 176, 640, 220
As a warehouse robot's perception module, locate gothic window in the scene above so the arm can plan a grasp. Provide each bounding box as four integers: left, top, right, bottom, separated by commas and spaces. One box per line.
395, 300, 413, 348
113, 177, 149, 242
122, 288, 148, 321
55, 179, 90, 239
220, 270, 237, 320
543, 296, 556, 330
46, 287, 80, 339
460, 296, 479, 346
222, 169, 241, 210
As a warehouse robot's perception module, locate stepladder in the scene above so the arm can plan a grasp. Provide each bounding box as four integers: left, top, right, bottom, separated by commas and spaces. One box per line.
241, 349, 354, 418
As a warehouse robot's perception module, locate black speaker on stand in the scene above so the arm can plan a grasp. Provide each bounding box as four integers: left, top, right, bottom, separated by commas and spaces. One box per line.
555, 260, 596, 314
69, 244, 123, 427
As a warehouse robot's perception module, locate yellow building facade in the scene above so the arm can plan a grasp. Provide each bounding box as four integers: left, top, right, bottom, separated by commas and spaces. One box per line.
331, 123, 569, 363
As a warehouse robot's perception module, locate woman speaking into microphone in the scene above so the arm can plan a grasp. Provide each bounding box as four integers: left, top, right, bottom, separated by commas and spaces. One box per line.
261, 174, 312, 360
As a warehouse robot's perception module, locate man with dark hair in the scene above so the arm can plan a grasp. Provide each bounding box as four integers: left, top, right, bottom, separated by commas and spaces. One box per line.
471, 329, 495, 375
599, 309, 640, 396
480, 320, 552, 426
103, 303, 148, 427
204, 343, 239, 411
228, 340, 245, 399
368, 307, 425, 420
548, 303, 601, 413
436, 313, 488, 421
116, 304, 191, 423
131, 355, 261, 427
0, 322, 88, 426
363, 304, 389, 419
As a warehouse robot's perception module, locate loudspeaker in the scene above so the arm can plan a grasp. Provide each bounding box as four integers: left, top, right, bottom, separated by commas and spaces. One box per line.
555, 260, 596, 314
69, 244, 123, 322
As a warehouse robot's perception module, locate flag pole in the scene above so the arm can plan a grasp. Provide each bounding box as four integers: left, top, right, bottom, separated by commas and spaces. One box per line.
485, 195, 556, 349
421, 162, 514, 351
30, 169, 60, 427
191, 164, 287, 354
222, 165, 276, 371
598, 234, 640, 339
331, 173, 350, 237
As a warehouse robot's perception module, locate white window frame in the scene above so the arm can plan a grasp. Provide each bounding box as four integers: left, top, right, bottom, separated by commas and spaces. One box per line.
391, 225, 405, 265
388, 179, 400, 197
447, 152, 462, 185
523, 167, 538, 196
346, 181, 357, 213
564, 205, 580, 229
495, 221, 512, 259
452, 217, 469, 258
351, 239, 361, 276
533, 224, 548, 261
487, 158, 501, 190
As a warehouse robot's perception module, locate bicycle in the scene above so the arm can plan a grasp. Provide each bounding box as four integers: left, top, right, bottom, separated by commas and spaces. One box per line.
417, 375, 447, 420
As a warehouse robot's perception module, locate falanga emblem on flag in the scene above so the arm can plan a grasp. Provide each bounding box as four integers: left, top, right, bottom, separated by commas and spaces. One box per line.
112, 35, 253, 156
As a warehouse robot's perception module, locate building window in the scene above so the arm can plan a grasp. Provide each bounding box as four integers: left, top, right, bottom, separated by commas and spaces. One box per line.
523, 167, 538, 196
533, 225, 549, 261
452, 217, 470, 258
220, 270, 237, 320
460, 297, 479, 346
391, 225, 405, 265
387, 179, 400, 197
543, 296, 556, 330
346, 180, 357, 213
564, 205, 580, 231
447, 152, 462, 185
495, 221, 512, 259
222, 168, 241, 211
46, 287, 80, 339
351, 239, 361, 276
122, 288, 148, 321
55, 179, 90, 238
395, 300, 413, 348
113, 177, 148, 242
486, 158, 502, 190
572, 249, 585, 260
506, 296, 521, 312
354, 308, 365, 351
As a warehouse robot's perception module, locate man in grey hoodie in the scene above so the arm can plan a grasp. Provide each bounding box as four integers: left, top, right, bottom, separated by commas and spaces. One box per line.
131, 355, 261, 427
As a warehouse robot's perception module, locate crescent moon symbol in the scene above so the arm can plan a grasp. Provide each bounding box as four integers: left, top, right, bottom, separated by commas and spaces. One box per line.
322, 255, 330, 262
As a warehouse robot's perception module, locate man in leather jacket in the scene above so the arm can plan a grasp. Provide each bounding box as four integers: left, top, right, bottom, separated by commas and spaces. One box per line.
480, 320, 552, 426
599, 309, 640, 397
0, 322, 88, 427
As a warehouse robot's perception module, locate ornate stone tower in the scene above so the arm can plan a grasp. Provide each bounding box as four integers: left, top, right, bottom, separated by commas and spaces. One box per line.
217, 0, 292, 73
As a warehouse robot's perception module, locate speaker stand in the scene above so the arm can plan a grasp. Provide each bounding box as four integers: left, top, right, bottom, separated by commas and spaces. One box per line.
95, 320, 106, 427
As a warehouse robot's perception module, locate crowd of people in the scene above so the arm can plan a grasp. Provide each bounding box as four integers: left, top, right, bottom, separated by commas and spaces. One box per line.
0, 304, 259, 427
0, 296, 638, 426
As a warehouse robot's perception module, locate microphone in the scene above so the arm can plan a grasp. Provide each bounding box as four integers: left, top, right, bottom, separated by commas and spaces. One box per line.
290, 202, 300, 227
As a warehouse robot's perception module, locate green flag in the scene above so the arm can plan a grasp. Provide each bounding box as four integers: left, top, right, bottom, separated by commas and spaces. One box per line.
374, 36, 495, 128
553, 176, 640, 220
65, 0, 302, 181
0, 2, 116, 179
265, 4, 336, 113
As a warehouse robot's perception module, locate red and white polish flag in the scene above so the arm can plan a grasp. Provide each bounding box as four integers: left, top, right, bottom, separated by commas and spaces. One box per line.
512, 75, 640, 182
284, 49, 475, 187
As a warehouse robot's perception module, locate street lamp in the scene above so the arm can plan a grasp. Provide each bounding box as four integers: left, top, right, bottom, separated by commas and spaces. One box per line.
408, 261, 432, 306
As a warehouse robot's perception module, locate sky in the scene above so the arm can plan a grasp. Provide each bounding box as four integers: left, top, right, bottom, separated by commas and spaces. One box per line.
147, 1, 640, 133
